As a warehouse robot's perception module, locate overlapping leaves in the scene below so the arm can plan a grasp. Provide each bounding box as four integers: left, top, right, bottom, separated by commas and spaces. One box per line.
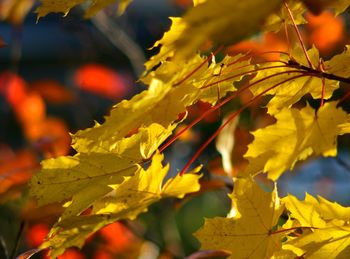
195, 179, 350, 258
195, 178, 285, 258
36, 0, 132, 18
39, 153, 201, 258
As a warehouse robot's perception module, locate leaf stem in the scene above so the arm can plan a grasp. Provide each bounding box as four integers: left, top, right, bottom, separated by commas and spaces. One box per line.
173, 45, 223, 86
269, 226, 318, 235
179, 74, 308, 175
284, 1, 313, 68
159, 69, 307, 154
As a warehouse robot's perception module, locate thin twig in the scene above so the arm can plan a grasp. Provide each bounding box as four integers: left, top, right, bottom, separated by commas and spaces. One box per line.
284, 1, 313, 68
91, 11, 146, 76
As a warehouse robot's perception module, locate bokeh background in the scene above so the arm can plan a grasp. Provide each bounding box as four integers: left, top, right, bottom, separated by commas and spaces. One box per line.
1, 0, 350, 258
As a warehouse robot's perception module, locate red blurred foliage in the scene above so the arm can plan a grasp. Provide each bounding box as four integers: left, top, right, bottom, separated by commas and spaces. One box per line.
31, 80, 75, 104
93, 250, 112, 259
26, 223, 49, 247
74, 64, 128, 99
58, 249, 85, 259
187, 101, 220, 123
306, 11, 345, 55
227, 32, 289, 61
0, 71, 27, 108
0, 145, 38, 195
99, 223, 134, 253
0, 71, 71, 158
28, 117, 71, 157
172, 0, 192, 8
0, 37, 5, 47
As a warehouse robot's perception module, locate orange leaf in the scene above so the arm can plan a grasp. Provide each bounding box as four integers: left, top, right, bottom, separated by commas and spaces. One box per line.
99, 223, 133, 252
58, 249, 85, 259
30, 80, 74, 104
27, 117, 71, 157
15, 92, 46, 127
306, 11, 345, 54
0, 146, 38, 194
74, 64, 128, 99
0, 71, 27, 108
26, 223, 49, 247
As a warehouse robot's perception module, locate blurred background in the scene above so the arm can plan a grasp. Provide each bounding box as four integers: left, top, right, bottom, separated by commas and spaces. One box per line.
1, 0, 350, 258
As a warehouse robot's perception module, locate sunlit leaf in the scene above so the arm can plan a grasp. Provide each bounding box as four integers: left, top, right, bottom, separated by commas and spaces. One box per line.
195, 178, 285, 259
173, 0, 281, 60
324, 45, 350, 78
39, 153, 201, 258
250, 46, 339, 114
36, 0, 132, 19
282, 193, 350, 258
244, 102, 348, 180
264, 0, 306, 32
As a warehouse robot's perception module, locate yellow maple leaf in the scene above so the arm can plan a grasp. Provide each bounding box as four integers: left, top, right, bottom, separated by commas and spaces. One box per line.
195, 178, 285, 259
173, 0, 281, 60
72, 79, 197, 153
250, 46, 339, 115
36, 0, 131, 19
144, 17, 186, 71
264, 0, 306, 32
244, 102, 348, 180
30, 123, 173, 219
324, 45, 350, 78
39, 153, 201, 258
282, 193, 350, 258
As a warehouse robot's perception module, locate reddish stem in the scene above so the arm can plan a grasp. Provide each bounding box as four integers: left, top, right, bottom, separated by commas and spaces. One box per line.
269, 226, 318, 235
284, 1, 313, 68
159, 69, 307, 154
173, 45, 224, 86
200, 65, 298, 89
337, 91, 350, 105
179, 74, 308, 175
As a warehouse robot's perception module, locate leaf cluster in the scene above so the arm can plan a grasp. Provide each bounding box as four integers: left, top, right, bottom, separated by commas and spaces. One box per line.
26, 0, 350, 258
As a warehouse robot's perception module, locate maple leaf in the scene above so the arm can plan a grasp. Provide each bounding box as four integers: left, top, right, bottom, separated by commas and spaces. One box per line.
29, 123, 174, 219
264, 0, 306, 32
172, 0, 281, 60
144, 53, 253, 105
281, 194, 350, 258
194, 178, 285, 259
71, 79, 196, 153
249, 46, 339, 115
36, 0, 132, 19
144, 17, 186, 71
244, 102, 348, 180
39, 153, 201, 258
324, 45, 350, 78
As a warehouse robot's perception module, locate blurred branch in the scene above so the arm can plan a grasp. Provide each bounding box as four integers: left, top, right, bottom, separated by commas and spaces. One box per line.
91, 11, 146, 76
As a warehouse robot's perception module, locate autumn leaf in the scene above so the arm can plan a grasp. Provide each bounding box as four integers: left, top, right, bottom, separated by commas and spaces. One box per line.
172, 0, 281, 60
306, 11, 345, 55
195, 178, 285, 259
264, 0, 306, 32
144, 17, 186, 71
324, 45, 350, 78
244, 102, 348, 180
30, 122, 174, 219
249, 46, 339, 115
39, 153, 201, 258
36, 0, 132, 19
74, 64, 127, 100
282, 193, 350, 258
0, 0, 35, 25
